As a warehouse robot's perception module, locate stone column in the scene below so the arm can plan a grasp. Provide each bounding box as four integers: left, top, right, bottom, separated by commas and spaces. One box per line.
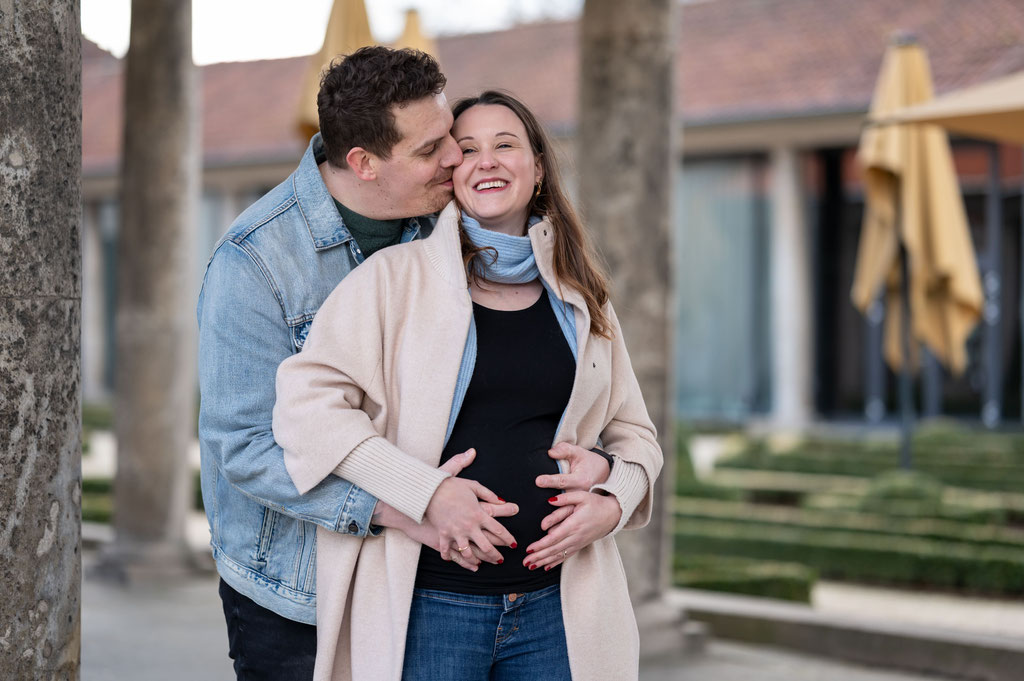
982, 143, 1003, 428
82, 203, 107, 403
578, 0, 691, 656
96, 0, 201, 579
0, 1, 83, 677
770, 146, 815, 426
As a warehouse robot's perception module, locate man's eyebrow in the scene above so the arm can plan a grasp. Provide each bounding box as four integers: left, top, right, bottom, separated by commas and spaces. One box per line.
412, 135, 445, 153
456, 131, 519, 144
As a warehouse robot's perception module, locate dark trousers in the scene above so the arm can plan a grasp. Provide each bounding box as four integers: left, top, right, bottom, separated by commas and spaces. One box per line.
219, 578, 317, 681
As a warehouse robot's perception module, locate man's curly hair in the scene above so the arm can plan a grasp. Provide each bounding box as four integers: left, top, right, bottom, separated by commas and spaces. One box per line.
317, 46, 446, 165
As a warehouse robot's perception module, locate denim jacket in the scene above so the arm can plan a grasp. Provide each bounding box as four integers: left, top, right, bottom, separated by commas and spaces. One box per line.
197, 134, 433, 624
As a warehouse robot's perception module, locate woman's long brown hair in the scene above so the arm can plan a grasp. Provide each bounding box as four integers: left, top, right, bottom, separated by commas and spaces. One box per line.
452, 90, 613, 339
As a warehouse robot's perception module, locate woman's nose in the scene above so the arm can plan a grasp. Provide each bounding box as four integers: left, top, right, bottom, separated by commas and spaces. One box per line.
477, 152, 497, 169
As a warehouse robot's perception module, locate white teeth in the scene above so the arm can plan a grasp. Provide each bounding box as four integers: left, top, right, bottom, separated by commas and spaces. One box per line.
475, 180, 507, 190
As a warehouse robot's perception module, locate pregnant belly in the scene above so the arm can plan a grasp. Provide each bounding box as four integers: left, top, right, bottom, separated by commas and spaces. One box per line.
456, 441, 560, 548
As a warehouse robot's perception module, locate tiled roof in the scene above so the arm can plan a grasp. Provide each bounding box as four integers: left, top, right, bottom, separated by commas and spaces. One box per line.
83, 0, 1024, 175
678, 0, 1024, 124
437, 21, 579, 134
83, 39, 310, 174
200, 56, 309, 166
82, 40, 125, 174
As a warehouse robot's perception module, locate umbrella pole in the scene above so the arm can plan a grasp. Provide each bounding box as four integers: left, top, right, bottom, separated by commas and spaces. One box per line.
899, 243, 914, 469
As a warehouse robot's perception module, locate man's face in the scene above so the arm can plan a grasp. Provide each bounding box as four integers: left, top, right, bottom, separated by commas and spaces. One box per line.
371, 93, 462, 218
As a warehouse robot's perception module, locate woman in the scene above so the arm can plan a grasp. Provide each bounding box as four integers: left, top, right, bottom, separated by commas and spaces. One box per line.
273, 91, 662, 681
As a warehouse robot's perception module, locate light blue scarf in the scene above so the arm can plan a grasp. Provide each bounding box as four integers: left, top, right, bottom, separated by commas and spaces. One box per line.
444, 215, 578, 445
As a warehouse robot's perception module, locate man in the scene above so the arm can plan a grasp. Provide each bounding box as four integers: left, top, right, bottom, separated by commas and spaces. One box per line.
197, 47, 612, 679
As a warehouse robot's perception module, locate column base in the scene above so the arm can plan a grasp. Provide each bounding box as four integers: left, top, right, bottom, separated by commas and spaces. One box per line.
89, 537, 205, 584
636, 596, 709, 658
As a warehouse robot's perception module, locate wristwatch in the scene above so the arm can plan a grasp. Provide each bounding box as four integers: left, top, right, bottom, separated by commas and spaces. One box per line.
590, 446, 615, 471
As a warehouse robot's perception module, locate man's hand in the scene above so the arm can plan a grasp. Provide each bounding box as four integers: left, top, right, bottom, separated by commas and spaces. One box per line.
536, 442, 611, 492
425, 465, 516, 564
523, 491, 621, 571
370, 449, 518, 570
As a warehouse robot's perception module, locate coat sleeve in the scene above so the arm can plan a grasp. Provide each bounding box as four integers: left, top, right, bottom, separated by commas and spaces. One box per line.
591, 302, 664, 535
272, 261, 449, 523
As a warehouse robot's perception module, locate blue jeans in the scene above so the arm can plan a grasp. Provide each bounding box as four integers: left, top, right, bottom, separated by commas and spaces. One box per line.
218, 578, 316, 680
402, 583, 572, 681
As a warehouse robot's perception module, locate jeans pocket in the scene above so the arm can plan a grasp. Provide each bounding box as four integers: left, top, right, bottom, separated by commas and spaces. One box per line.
289, 319, 312, 351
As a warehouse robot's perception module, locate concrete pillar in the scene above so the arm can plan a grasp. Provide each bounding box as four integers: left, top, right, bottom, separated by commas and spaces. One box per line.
578, 0, 692, 657
982, 143, 1003, 428
82, 202, 107, 403
770, 146, 815, 427
0, 1, 82, 677
95, 0, 201, 580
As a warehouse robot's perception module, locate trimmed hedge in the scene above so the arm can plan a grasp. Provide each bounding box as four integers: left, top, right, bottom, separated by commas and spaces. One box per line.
82, 477, 112, 495
82, 493, 112, 523
802, 492, 1011, 525
82, 402, 114, 432
703, 469, 1024, 524
673, 497, 1024, 549
789, 438, 1024, 465
673, 554, 815, 603
80, 473, 204, 524
674, 517, 1024, 594
719, 441, 1024, 492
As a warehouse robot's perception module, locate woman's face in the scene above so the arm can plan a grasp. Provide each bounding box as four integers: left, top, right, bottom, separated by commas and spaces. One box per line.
452, 104, 542, 236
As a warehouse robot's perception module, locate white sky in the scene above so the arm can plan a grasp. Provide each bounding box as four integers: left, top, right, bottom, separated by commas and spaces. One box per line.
81, 0, 584, 65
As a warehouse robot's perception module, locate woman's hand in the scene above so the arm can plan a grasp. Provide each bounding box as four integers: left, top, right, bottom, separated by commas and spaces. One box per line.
522, 491, 622, 571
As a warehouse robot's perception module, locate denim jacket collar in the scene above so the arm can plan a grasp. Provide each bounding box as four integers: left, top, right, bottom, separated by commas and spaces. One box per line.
292, 134, 354, 251
293, 133, 428, 253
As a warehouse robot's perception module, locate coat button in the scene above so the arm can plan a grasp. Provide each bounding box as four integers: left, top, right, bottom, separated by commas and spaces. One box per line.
348, 521, 359, 534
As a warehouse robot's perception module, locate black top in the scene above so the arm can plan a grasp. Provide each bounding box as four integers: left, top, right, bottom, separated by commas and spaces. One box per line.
415, 293, 576, 594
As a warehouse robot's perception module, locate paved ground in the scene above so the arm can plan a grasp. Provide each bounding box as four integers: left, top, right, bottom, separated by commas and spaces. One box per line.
82, 551, 944, 681
81, 434, 1016, 679
640, 644, 942, 681
812, 580, 1024, 639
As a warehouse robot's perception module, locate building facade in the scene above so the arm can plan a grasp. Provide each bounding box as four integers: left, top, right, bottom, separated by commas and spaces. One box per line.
82, 0, 1024, 427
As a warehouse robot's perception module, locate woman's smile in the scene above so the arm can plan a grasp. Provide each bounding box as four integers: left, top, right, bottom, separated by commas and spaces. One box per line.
453, 104, 543, 235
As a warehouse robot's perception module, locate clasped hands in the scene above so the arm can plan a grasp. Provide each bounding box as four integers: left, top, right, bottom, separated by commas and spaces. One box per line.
371, 442, 622, 573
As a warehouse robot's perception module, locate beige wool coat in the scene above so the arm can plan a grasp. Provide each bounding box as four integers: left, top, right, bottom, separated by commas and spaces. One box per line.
273, 201, 663, 681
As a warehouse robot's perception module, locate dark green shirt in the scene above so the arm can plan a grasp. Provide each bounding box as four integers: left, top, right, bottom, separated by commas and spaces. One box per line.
334, 199, 404, 260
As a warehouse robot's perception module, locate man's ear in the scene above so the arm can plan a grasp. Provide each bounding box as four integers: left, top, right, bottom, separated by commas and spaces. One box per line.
345, 147, 377, 181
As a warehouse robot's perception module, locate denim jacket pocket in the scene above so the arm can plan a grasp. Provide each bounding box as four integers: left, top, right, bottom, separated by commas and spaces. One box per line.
254, 506, 279, 564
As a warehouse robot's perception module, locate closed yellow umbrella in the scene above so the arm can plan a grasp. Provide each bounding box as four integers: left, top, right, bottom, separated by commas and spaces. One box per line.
296, 0, 377, 139
851, 36, 984, 376
892, 69, 1024, 146
393, 9, 438, 59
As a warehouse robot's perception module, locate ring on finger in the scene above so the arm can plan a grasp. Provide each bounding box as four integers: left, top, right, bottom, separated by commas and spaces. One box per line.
562, 549, 567, 559
457, 545, 470, 553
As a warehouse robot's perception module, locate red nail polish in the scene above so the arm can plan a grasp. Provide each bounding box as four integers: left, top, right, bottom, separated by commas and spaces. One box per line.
528, 564, 537, 570
510, 542, 517, 549
526, 548, 534, 554
544, 566, 551, 571
497, 558, 504, 565
548, 496, 559, 503
497, 497, 506, 503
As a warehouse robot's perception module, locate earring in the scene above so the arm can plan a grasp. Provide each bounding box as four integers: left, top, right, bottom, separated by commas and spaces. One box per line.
533, 181, 542, 199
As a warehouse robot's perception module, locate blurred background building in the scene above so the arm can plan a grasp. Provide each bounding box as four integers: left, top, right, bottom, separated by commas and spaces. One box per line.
80, 0, 1024, 427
